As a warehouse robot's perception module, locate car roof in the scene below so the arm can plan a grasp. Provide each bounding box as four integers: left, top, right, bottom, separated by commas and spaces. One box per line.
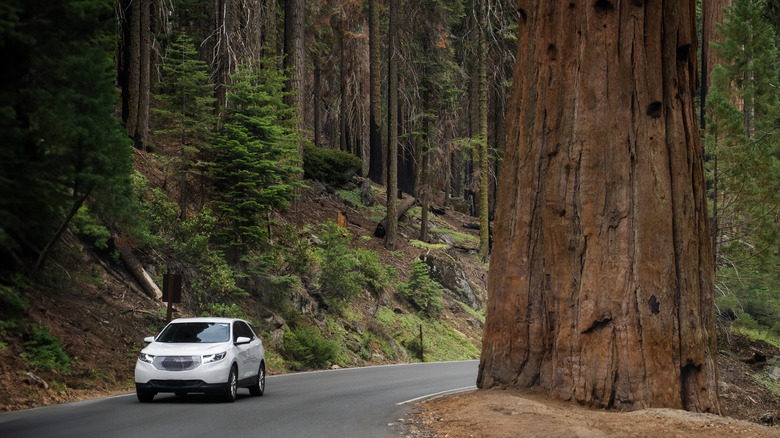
167, 317, 247, 324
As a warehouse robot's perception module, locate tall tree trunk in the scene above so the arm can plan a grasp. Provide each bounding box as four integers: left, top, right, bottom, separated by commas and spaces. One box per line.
385, 0, 400, 251
125, 0, 140, 142
700, 0, 731, 131
284, 0, 305, 158
339, 30, 348, 152
478, 1, 720, 413
368, 0, 384, 184
474, 0, 490, 261
118, 0, 152, 150
314, 57, 322, 147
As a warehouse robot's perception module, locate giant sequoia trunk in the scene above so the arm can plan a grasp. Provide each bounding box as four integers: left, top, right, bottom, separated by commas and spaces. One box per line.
477, 1, 720, 413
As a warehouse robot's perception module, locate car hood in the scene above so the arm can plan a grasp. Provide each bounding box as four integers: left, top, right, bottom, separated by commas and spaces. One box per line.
141, 342, 230, 356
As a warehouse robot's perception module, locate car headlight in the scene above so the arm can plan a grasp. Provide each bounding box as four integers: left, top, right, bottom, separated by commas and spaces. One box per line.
203, 352, 227, 363
138, 353, 155, 364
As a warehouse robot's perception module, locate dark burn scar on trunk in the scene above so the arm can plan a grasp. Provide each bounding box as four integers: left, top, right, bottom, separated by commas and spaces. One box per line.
649, 295, 660, 315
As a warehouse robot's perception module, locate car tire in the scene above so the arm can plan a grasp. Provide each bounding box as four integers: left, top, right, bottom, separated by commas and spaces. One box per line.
137, 391, 155, 403
224, 366, 238, 402
248, 362, 265, 396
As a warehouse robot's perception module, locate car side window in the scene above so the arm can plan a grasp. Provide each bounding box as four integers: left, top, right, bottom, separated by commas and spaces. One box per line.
238, 322, 254, 340
233, 322, 241, 342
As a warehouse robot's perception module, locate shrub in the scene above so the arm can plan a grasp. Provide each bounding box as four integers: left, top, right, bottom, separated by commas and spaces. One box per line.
303, 143, 361, 185
23, 325, 71, 372
0, 284, 28, 331
281, 324, 339, 370
399, 259, 444, 318
356, 249, 396, 295
70, 205, 112, 249
317, 221, 364, 301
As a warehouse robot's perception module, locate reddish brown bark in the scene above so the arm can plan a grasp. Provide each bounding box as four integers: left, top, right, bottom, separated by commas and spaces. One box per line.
477, 1, 720, 413
700, 0, 732, 130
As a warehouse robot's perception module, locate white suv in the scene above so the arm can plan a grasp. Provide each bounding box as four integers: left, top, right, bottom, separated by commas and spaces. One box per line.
134, 317, 265, 402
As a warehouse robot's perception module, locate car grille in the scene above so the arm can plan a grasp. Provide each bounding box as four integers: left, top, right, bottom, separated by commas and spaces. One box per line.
152, 355, 202, 371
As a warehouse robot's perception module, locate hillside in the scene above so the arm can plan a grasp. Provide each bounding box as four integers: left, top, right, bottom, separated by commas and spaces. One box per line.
0, 148, 488, 412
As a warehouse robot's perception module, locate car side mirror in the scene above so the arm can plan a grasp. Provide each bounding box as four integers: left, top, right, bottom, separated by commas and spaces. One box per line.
143, 336, 155, 343
235, 336, 251, 345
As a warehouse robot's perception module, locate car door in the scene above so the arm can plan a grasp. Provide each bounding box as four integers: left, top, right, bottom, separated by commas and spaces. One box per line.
238, 321, 261, 375
233, 321, 253, 380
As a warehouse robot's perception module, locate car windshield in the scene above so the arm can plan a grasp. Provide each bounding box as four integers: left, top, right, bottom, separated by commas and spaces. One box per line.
156, 322, 230, 343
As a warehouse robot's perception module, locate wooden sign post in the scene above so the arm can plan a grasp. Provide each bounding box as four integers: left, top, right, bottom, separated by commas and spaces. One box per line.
162, 273, 182, 324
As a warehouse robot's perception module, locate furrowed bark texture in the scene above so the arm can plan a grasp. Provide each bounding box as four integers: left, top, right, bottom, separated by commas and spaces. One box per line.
477, 0, 720, 413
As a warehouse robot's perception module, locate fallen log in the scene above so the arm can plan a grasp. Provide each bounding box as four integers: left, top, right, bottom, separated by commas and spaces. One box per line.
114, 236, 162, 301
374, 196, 417, 238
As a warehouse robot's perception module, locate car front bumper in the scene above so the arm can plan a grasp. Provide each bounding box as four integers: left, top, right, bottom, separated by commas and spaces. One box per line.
135, 360, 232, 394
135, 380, 227, 395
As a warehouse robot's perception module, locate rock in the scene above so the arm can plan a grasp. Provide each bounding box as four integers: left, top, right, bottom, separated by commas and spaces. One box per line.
718, 381, 730, 394
467, 318, 484, 329
759, 412, 775, 426
419, 254, 481, 310
767, 365, 780, 381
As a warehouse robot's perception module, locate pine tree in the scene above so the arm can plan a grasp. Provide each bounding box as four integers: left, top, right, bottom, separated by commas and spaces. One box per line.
0, 0, 135, 270
153, 33, 217, 219
706, 0, 780, 325
212, 62, 302, 254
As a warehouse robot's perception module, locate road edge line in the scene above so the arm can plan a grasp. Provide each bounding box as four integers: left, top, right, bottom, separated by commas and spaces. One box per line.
396, 386, 477, 405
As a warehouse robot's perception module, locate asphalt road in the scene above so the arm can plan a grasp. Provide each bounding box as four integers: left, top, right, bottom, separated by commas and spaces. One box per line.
0, 360, 478, 438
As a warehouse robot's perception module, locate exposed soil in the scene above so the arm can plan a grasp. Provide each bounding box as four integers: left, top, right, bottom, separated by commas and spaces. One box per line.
406, 337, 780, 437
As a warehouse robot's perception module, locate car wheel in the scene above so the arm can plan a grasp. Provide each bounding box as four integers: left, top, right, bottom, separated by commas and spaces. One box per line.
224, 366, 238, 402
248, 362, 265, 396
137, 391, 155, 403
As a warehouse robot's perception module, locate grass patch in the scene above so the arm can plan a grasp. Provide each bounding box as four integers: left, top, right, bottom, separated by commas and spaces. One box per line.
366, 204, 386, 223
375, 307, 480, 362
430, 227, 478, 246
457, 300, 485, 324
410, 240, 449, 251
754, 373, 780, 397
265, 351, 286, 374
337, 188, 363, 207
732, 326, 780, 349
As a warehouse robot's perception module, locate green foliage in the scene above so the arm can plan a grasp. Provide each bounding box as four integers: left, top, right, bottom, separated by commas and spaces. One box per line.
398, 260, 444, 318
317, 221, 364, 301
302, 143, 362, 185
0, 284, 28, 331
70, 205, 111, 250
430, 227, 478, 246
707, 0, 780, 332
153, 32, 217, 217
201, 302, 247, 319
281, 324, 339, 370
23, 325, 71, 372
191, 251, 243, 305
355, 248, 397, 295
337, 188, 363, 207
212, 62, 302, 252
316, 222, 396, 303
276, 223, 312, 276
0, 0, 135, 261
154, 33, 217, 151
